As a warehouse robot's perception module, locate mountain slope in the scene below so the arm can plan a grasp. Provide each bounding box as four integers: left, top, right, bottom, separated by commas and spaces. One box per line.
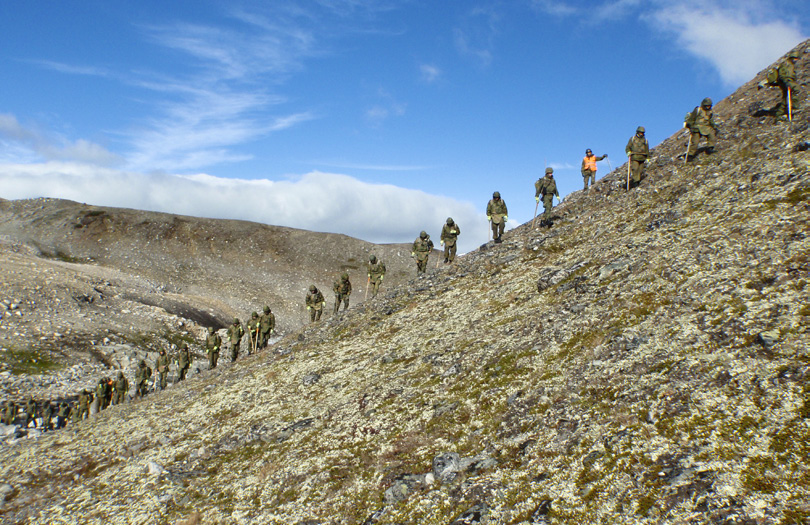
0, 42, 808, 524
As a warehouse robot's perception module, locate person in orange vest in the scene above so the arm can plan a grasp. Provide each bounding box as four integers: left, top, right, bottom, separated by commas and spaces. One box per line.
580, 148, 607, 190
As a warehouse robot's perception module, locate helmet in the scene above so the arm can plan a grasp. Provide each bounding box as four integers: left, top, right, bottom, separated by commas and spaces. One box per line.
118, 371, 124, 378
492, 191, 500, 198
181, 343, 188, 349
369, 255, 377, 263
545, 167, 553, 174
251, 311, 258, 318
585, 148, 592, 154
701, 97, 712, 107
309, 285, 317, 292
341, 272, 349, 280
420, 231, 427, 239
263, 306, 270, 313
636, 126, 646, 133
233, 317, 239, 323
446, 217, 454, 225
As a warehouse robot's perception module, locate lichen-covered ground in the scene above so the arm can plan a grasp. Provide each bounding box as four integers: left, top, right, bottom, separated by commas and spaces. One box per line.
0, 43, 808, 525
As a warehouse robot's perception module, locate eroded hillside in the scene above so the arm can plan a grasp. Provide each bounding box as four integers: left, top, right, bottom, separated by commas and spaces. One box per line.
0, 43, 808, 524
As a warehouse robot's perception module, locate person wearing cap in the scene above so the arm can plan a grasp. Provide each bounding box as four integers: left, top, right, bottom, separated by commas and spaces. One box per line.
440, 218, 461, 263
535, 167, 560, 227
625, 126, 650, 189
246, 311, 260, 354
259, 306, 275, 348
760, 49, 800, 119
177, 343, 191, 381
306, 285, 325, 322
412, 231, 434, 273
486, 192, 508, 243
227, 318, 245, 361
580, 149, 608, 190
684, 98, 717, 161
367, 255, 386, 298
332, 273, 352, 314
205, 326, 221, 370
156, 349, 170, 390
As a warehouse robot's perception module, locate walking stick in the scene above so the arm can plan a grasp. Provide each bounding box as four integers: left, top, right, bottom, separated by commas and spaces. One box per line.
626, 159, 631, 191
788, 87, 793, 122
684, 133, 692, 165
253, 326, 259, 354
488, 220, 491, 241
606, 158, 612, 172
531, 200, 539, 229
364, 276, 370, 300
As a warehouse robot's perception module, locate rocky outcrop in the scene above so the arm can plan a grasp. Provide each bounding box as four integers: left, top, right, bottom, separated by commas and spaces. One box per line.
0, 42, 807, 525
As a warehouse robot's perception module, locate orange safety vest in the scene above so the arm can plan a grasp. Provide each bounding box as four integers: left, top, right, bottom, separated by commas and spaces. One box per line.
582, 155, 597, 172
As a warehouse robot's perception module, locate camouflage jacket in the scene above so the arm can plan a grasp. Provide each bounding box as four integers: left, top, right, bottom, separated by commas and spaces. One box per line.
260, 312, 275, 333
686, 106, 716, 135
115, 376, 129, 394
625, 135, 650, 161
227, 322, 245, 343
440, 223, 461, 246
247, 317, 260, 336
367, 261, 386, 280
486, 199, 508, 224
178, 349, 190, 369
412, 237, 434, 260
306, 290, 325, 308
535, 176, 559, 198
333, 278, 352, 296
135, 365, 151, 384
205, 333, 222, 353
778, 60, 796, 87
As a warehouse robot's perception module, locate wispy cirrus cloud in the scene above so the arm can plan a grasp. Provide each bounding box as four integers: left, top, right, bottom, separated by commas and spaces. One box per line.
0, 114, 122, 166
454, 6, 501, 67
420, 64, 441, 83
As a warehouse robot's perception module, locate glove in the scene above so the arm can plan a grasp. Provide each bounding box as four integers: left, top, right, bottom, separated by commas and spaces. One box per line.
380, 275, 384, 281
307, 306, 311, 310
603, 153, 607, 158
440, 240, 444, 245
503, 216, 508, 221
487, 216, 491, 221
557, 196, 561, 204
411, 252, 415, 257
535, 196, 539, 203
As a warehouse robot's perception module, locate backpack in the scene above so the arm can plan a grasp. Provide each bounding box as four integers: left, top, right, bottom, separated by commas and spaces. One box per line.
684, 108, 698, 129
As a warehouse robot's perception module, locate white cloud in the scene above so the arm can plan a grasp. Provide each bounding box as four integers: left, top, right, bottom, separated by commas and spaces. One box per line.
0, 163, 491, 253
0, 114, 122, 167
528, 0, 577, 17
420, 64, 441, 83
454, 7, 501, 67
649, 1, 807, 85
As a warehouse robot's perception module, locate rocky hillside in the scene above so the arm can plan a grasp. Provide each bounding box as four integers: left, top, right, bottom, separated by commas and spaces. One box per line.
0, 198, 429, 398
0, 43, 808, 524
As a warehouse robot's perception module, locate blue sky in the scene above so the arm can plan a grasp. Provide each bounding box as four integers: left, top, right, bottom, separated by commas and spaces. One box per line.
1, 0, 807, 253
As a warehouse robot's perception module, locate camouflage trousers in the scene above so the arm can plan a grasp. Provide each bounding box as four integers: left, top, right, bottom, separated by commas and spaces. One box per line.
582, 169, 597, 189
443, 242, 457, 262
688, 129, 716, 156
208, 351, 219, 370
369, 278, 382, 297
415, 255, 429, 273
230, 341, 240, 361
629, 159, 646, 184
309, 307, 323, 322
542, 194, 554, 222
334, 293, 349, 314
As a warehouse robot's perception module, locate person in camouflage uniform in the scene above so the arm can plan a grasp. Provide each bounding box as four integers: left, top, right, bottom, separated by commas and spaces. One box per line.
625, 126, 650, 189
135, 360, 151, 398
259, 306, 275, 348
95, 378, 109, 410
367, 255, 386, 298
113, 371, 129, 405
581, 149, 608, 190
177, 343, 191, 381
4, 401, 16, 425
333, 273, 352, 314
227, 318, 245, 361
77, 389, 91, 419
42, 400, 53, 431
685, 98, 717, 161
156, 349, 170, 390
760, 49, 800, 119
306, 285, 325, 322
57, 402, 70, 428
205, 327, 222, 369
535, 167, 560, 227
486, 192, 508, 243
412, 231, 434, 273
25, 398, 38, 427
440, 218, 461, 264
247, 312, 260, 355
